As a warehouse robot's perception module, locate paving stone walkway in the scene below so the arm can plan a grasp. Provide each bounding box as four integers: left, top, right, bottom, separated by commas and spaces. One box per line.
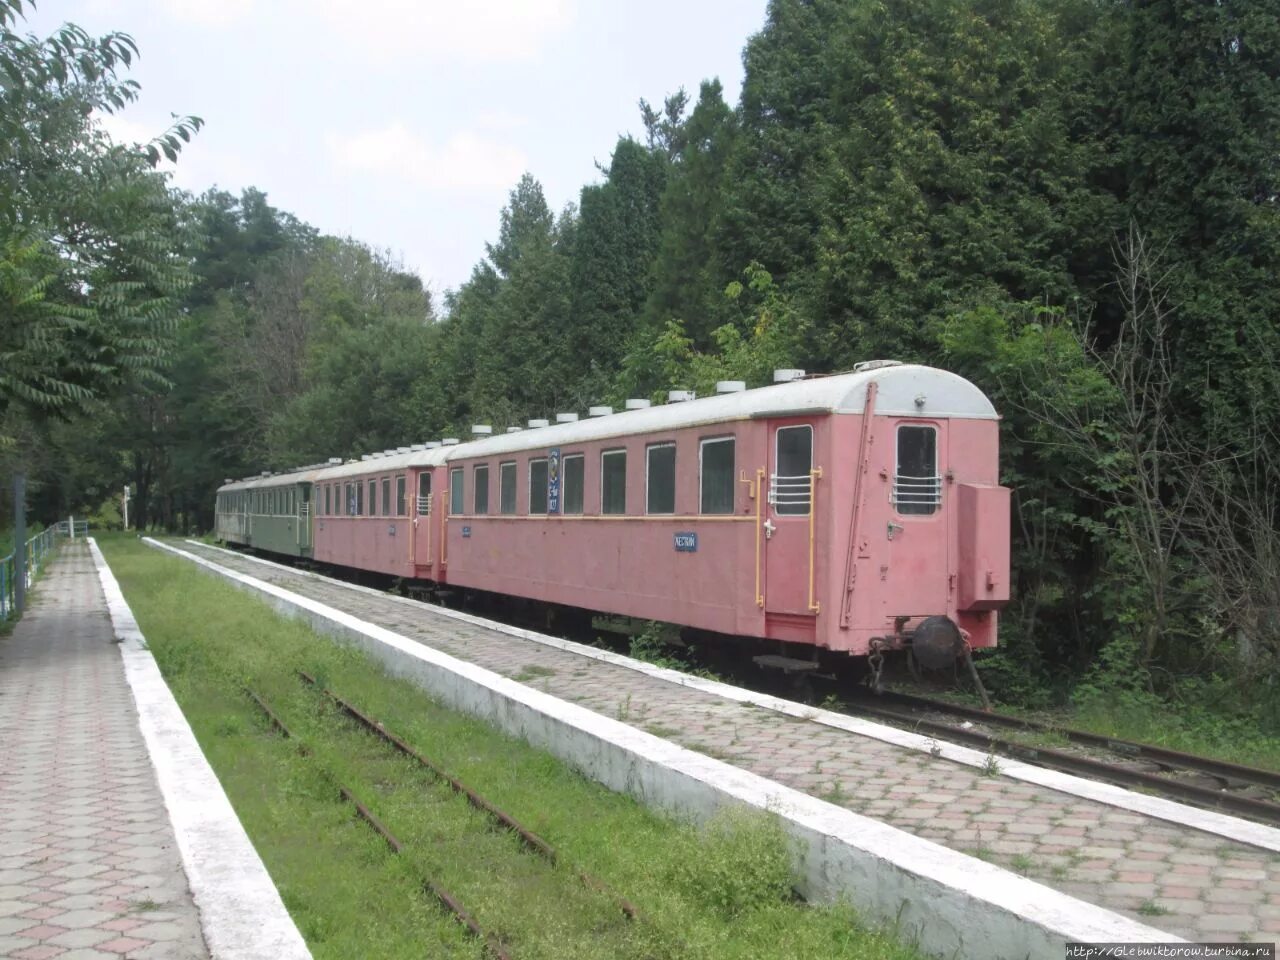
0, 541, 209, 960
179, 540, 1280, 945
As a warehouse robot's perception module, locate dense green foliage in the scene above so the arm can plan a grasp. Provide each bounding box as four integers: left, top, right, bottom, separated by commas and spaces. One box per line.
10, 0, 1280, 708
0, 0, 198, 435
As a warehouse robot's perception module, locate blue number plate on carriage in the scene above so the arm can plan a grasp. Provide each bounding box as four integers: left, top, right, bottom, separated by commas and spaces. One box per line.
673, 532, 698, 552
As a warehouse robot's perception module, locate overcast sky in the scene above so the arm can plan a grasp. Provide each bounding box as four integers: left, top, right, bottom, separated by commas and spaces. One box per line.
26, 0, 769, 300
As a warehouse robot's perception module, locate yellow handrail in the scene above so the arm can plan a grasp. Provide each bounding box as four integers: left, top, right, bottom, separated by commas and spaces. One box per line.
808, 467, 823, 614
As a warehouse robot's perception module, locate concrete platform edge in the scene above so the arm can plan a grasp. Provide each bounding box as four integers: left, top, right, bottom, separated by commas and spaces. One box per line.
90, 538, 313, 960
152, 537, 1182, 959
184, 538, 1280, 855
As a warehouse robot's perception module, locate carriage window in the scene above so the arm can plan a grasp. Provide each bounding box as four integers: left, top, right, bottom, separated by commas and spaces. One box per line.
474, 465, 490, 515
367, 479, 377, 517
344, 483, 354, 515
700, 437, 735, 514
894, 425, 940, 516
500, 462, 516, 514
647, 443, 676, 515
398, 475, 408, 516
379, 477, 389, 516
324, 485, 331, 516
355, 480, 364, 516
602, 450, 626, 514
529, 458, 548, 514
450, 468, 464, 514
773, 425, 813, 516
562, 454, 584, 515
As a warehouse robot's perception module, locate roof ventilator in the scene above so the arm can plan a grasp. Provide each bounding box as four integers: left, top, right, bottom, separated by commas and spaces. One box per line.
472, 425, 493, 436
668, 390, 696, 403
853, 359, 903, 373
506, 426, 523, 433
555, 413, 579, 423
715, 381, 746, 394
528, 418, 550, 429
588, 406, 613, 417
773, 369, 805, 383
426, 441, 442, 449
441, 438, 460, 446
624, 399, 651, 410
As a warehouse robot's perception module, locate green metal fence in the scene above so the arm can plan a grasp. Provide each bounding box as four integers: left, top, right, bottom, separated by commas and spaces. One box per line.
1, 526, 62, 621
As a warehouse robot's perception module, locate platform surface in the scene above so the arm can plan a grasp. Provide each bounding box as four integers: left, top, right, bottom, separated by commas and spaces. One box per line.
0, 541, 210, 960
177, 539, 1280, 945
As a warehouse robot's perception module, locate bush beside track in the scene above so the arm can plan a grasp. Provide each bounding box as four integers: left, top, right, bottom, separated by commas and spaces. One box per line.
100, 536, 923, 960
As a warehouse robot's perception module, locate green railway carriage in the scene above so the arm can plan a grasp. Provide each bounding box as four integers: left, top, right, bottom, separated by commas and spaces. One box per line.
215, 464, 329, 558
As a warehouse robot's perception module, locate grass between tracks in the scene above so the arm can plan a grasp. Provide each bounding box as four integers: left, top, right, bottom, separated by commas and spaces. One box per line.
100, 536, 922, 960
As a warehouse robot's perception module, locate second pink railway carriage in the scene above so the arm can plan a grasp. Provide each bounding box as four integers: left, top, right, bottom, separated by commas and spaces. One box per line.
217, 362, 1011, 666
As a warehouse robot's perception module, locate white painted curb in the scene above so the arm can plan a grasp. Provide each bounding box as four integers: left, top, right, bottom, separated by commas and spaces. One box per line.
184, 538, 1280, 855
90, 539, 313, 960
155, 537, 1180, 959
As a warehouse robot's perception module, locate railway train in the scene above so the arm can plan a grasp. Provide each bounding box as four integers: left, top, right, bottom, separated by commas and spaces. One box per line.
214, 362, 1011, 672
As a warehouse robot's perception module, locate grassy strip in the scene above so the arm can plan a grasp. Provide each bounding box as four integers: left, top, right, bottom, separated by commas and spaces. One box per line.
101, 536, 921, 960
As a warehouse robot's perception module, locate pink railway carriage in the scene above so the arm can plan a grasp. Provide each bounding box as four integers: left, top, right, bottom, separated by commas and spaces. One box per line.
309, 445, 451, 578
436, 361, 1009, 665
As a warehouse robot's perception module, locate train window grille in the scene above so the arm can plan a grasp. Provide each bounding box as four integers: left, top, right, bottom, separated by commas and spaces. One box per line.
771, 425, 813, 516
450, 468, 464, 515
474, 465, 490, 515
499, 462, 516, 514
893, 424, 940, 515
562, 454, 584, 514
382, 477, 391, 516
324, 484, 331, 516
700, 437, 735, 514
411, 474, 423, 516
601, 450, 626, 515
647, 443, 676, 514
367, 479, 377, 517
529, 459, 548, 514
356, 481, 364, 516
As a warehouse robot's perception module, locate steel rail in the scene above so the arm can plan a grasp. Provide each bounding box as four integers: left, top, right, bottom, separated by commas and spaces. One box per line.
873, 690, 1280, 792
847, 699, 1280, 826
244, 688, 513, 959
297, 671, 640, 921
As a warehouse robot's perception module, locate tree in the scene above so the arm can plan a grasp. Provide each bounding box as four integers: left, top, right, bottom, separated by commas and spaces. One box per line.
0, 2, 199, 439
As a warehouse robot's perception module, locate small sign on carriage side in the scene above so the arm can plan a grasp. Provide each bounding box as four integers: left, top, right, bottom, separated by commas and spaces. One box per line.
674, 532, 698, 552
462, 525, 472, 538
547, 447, 561, 514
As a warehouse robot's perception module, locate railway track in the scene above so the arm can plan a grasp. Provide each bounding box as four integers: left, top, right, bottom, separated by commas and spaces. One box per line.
845, 689, 1280, 826
245, 687, 514, 959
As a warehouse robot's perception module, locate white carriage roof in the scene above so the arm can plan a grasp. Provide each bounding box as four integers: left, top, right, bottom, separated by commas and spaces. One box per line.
216, 364, 996, 493
442, 364, 996, 461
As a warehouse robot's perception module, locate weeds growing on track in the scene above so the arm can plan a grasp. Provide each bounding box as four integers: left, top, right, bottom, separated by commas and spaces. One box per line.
101, 537, 922, 960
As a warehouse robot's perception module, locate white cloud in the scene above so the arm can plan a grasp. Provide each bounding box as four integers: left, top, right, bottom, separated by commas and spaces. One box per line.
144, 0, 572, 60
310, 0, 573, 61
328, 123, 527, 190
154, 0, 255, 27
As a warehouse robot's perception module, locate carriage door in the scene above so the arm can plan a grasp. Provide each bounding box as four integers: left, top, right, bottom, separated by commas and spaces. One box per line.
298, 484, 312, 551
764, 422, 816, 615
411, 472, 432, 566
883, 421, 950, 618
